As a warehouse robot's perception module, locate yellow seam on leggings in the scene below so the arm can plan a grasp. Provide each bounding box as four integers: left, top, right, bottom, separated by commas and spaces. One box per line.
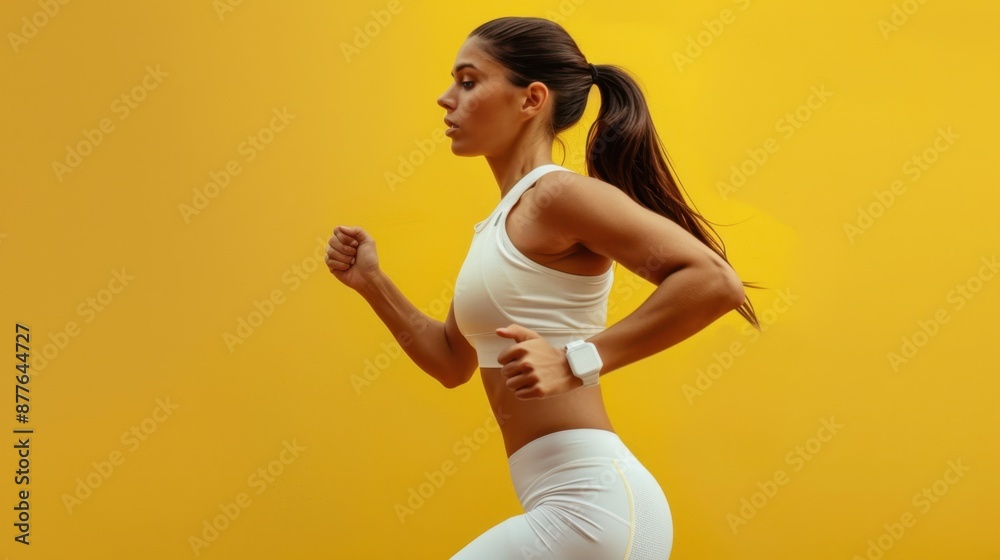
612, 459, 634, 560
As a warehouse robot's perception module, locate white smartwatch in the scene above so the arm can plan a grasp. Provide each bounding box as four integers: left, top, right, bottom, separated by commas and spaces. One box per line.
564, 340, 603, 387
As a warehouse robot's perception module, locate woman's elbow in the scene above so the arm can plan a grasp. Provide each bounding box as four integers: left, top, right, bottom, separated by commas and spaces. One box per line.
439, 359, 477, 389
441, 370, 475, 389
725, 277, 747, 310
707, 259, 747, 311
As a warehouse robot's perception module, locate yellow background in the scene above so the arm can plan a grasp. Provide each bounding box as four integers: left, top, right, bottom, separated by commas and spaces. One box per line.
1, 0, 997, 558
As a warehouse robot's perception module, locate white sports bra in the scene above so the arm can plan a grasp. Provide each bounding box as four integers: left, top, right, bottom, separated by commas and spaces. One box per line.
453, 164, 614, 368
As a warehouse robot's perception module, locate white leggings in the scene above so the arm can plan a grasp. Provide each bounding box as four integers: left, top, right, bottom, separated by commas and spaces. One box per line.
450, 428, 673, 559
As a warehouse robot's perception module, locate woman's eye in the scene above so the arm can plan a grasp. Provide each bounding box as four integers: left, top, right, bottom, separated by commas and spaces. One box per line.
461, 81, 474, 89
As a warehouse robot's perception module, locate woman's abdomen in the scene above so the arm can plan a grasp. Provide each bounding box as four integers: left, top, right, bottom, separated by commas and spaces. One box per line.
478, 366, 616, 458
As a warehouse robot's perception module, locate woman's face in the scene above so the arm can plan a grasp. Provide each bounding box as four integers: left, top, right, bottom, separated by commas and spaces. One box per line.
437, 37, 532, 157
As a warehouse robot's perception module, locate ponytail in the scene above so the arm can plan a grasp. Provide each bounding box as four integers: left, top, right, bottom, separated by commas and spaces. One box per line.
587, 64, 761, 329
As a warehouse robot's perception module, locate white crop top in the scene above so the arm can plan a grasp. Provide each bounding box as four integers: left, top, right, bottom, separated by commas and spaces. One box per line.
452, 164, 614, 368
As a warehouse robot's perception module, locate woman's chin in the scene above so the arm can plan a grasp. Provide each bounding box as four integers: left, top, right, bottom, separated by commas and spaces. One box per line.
448, 141, 479, 157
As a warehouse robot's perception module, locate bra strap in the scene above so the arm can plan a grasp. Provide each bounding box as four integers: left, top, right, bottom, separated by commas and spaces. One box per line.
498, 164, 571, 213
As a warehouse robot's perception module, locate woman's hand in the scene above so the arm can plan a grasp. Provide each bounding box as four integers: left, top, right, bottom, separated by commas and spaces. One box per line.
327, 225, 380, 292
495, 325, 583, 399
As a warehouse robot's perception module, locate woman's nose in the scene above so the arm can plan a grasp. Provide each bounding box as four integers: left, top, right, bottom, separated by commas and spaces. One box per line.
437, 87, 454, 110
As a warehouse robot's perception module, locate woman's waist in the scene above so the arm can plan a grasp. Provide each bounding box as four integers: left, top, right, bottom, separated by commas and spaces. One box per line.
479, 375, 617, 454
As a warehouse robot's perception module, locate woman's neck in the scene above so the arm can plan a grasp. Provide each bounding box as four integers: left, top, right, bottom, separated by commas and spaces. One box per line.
485, 139, 556, 199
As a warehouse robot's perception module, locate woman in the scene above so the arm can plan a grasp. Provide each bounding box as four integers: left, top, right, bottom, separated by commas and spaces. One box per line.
327, 16, 760, 560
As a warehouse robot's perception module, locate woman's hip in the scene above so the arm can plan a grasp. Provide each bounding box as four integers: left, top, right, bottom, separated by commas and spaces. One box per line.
507, 428, 668, 509
505, 428, 674, 557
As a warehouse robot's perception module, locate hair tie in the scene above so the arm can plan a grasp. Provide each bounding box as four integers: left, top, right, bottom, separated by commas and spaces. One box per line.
589, 63, 599, 84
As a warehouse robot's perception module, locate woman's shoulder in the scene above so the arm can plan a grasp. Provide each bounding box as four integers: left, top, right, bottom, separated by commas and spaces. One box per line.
534, 168, 620, 205
534, 167, 586, 194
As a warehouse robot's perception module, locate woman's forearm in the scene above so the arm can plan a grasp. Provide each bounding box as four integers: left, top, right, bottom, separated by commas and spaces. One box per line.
585, 259, 746, 377
356, 269, 459, 387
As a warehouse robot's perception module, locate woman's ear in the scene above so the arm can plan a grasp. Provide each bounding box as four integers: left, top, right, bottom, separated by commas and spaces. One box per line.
519, 81, 550, 120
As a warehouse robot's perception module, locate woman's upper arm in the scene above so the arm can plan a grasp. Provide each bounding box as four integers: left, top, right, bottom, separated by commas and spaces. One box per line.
444, 300, 478, 385
537, 172, 736, 286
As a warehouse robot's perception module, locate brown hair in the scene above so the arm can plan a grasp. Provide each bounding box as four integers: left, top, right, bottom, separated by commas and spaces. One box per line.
470, 16, 761, 328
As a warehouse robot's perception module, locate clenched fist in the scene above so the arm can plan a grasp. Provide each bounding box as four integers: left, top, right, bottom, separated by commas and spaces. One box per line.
327, 225, 380, 292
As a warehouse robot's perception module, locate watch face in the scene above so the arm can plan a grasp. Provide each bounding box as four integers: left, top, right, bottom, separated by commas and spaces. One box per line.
569, 344, 601, 375
576, 353, 598, 372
